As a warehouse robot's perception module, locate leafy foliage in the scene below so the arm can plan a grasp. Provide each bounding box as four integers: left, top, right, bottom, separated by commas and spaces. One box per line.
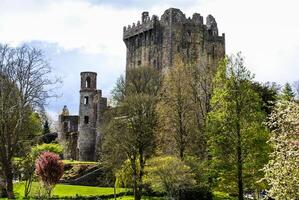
31, 143, 63, 159
157, 58, 193, 159
101, 66, 162, 200
144, 156, 196, 199
42, 120, 51, 135
207, 53, 270, 199
35, 152, 64, 197
251, 82, 279, 116
279, 83, 295, 101
21, 143, 63, 197
262, 101, 299, 199
0, 44, 58, 198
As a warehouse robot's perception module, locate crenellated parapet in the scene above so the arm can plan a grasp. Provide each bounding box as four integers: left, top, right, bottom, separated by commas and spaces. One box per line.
123, 8, 225, 71
123, 13, 159, 39
123, 8, 222, 40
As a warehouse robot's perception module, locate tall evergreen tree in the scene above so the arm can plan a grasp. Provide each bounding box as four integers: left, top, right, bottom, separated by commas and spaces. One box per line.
280, 82, 295, 101
43, 120, 50, 135
207, 53, 269, 200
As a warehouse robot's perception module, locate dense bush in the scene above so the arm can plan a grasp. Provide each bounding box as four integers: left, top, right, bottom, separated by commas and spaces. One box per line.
178, 186, 212, 200
35, 152, 64, 197
144, 156, 196, 199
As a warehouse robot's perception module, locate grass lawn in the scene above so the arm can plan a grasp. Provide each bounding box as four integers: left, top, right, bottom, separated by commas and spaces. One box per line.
0, 182, 235, 200
213, 191, 237, 200
109, 196, 163, 200
13, 182, 128, 198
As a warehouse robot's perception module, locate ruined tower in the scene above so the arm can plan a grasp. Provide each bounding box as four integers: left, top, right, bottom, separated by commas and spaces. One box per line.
123, 8, 225, 71
58, 106, 79, 160
78, 72, 107, 161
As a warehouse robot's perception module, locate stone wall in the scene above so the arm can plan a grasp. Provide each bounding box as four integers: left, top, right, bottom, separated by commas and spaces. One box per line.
123, 8, 225, 72
58, 113, 79, 160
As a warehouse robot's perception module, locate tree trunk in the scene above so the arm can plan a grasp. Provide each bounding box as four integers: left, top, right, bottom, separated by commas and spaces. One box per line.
138, 150, 145, 200
237, 123, 243, 200
5, 167, 14, 199
114, 180, 116, 200
131, 158, 140, 200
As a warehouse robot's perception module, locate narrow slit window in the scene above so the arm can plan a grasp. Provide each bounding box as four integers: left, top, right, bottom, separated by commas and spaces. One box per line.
84, 96, 89, 104
85, 77, 91, 88
84, 116, 89, 124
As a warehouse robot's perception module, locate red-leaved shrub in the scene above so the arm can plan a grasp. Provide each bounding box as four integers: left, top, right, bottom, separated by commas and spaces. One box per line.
35, 152, 64, 197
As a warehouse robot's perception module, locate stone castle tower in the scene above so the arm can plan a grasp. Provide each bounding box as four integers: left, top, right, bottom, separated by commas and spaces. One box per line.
78, 72, 107, 161
123, 8, 225, 71
58, 72, 107, 161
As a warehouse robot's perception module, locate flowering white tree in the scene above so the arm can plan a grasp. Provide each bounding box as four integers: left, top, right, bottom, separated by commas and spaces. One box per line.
263, 101, 299, 199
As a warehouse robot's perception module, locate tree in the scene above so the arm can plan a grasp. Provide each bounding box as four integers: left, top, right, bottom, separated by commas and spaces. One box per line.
0, 44, 58, 198
262, 101, 299, 199
252, 82, 279, 116
35, 152, 64, 198
157, 58, 192, 160
101, 66, 162, 200
21, 143, 63, 198
279, 82, 295, 101
42, 120, 50, 135
144, 156, 196, 199
207, 53, 269, 200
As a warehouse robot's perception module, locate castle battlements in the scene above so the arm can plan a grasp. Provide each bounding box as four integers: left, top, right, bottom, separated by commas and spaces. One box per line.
123, 8, 225, 71
123, 8, 222, 40
123, 13, 159, 39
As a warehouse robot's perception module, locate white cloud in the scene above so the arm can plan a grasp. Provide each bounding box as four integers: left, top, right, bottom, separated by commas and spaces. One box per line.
0, 0, 299, 118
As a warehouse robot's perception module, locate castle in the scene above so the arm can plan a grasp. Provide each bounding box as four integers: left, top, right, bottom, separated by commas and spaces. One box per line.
58, 8, 225, 161
58, 72, 107, 161
123, 8, 225, 71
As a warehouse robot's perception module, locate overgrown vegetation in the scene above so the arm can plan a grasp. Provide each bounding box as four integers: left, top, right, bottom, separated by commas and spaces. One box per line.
0, 42, 298, 200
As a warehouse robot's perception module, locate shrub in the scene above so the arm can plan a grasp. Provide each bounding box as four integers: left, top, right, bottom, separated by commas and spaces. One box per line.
35, 152, 64, 198
178, 186, 212, 200
144, 156, 196, 199
31, 143, 63, 158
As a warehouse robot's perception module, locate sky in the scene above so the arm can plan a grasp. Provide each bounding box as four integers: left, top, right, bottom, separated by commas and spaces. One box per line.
0, 0, 298, 120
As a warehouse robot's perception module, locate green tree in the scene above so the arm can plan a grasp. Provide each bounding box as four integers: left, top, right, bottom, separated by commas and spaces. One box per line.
144, 156, 196, 199
207, 54, 269, 200
21, 143, 63, 198
0, 44, 58, 198
279, 82, 295, 101
15, 112, 43, 158
42, 120, 51, 135
262, 101, 299, 199
101, 66, 162, 200
157, 58, 192, 160
252, 82, 279, 116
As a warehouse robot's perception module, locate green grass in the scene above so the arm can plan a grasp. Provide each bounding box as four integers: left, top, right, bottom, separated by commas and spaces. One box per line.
13, 182, 128, 198
213, 191, 237, 200
109, 196, 163, 200
0, 182, 235, 200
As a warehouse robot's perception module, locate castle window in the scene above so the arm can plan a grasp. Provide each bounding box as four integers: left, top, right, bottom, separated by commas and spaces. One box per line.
84, 96, 89, 104
138, 60, 141, 65
84, 116, 89, 124
86, 77, 91, 88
